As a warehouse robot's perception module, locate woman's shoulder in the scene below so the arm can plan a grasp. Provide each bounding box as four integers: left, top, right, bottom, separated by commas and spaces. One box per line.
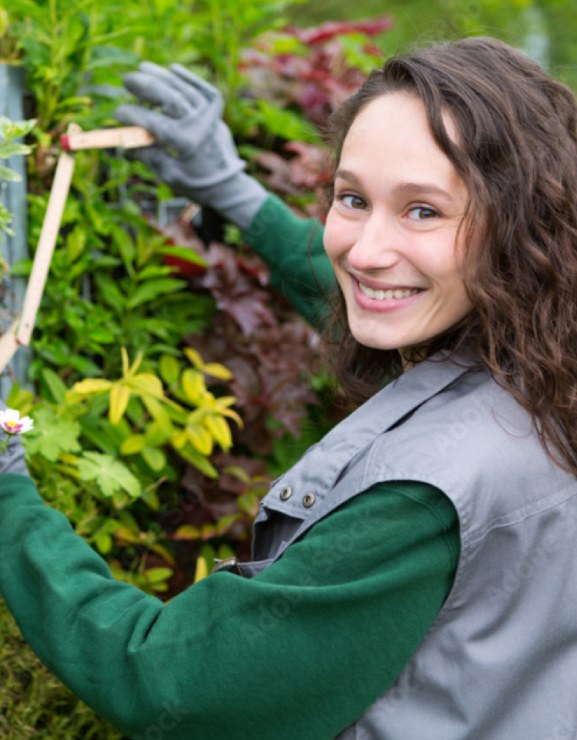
369, 365, 577, 531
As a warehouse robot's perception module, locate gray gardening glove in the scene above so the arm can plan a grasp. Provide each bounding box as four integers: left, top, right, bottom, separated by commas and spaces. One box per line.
116, 62, 268, 230
0, 401, 29, 477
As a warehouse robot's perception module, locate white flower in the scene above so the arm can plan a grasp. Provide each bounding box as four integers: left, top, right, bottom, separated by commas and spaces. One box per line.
0, 407, 34, 436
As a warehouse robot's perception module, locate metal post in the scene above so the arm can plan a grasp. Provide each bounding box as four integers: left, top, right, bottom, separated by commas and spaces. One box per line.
0, 63, 31, 396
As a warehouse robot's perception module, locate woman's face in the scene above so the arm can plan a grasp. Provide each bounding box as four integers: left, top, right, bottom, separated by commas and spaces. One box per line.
324, 91, 473, 355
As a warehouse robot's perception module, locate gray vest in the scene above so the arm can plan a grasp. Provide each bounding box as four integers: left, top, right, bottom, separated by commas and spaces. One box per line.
242, 355, 577, 739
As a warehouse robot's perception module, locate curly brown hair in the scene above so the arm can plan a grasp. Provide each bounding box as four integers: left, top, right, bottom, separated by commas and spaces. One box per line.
323, 36, 577, 474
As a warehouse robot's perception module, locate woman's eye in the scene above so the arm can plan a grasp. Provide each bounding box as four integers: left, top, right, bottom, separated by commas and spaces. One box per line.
338, 193, 366, 210
407, 205, 439, 220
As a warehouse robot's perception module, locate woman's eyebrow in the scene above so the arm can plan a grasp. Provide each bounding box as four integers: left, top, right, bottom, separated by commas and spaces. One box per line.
333, 168, 362, 186
393, 181, 454, 203
334, 169, 455, 203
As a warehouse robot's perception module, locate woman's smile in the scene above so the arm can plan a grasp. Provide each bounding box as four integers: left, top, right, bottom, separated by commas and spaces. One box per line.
354, 278, 424, 310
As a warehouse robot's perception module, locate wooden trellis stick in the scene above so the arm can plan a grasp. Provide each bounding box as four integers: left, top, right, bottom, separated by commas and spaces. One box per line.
0, 124, 153, 376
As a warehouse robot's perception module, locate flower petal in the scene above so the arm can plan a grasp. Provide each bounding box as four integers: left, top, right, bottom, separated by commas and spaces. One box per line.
0, 408, 33, 435
19, 416, 34, 433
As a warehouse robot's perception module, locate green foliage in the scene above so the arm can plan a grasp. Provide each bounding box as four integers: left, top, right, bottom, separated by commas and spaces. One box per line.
0, 1, 392, 732
8, 342, 244, 599
1, 0, 356, 588
185, 0, 308, 97
0, 0, 308, 142
0, 0, 388, 603
289, 0, 577, 90
2, 0, 129, 138
0, 116, 35, 236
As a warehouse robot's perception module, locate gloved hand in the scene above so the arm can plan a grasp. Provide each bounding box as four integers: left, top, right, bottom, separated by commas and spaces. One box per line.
115, 62, 268, 230
0, 401, 29, 477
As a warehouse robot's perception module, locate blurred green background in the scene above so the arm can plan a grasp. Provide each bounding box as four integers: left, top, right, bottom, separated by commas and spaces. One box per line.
289, 0, 577, 88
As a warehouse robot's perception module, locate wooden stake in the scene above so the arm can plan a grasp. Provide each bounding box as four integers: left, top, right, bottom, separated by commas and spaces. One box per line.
60, 126, 155, 151
15, 128, 77, 347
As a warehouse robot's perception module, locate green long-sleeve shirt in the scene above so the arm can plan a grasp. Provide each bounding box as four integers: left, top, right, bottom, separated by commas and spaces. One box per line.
0, 473, 457, 738
243, 194, 336, 328
0, 195, 461, 738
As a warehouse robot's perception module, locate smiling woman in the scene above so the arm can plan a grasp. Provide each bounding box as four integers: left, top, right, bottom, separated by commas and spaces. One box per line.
2, 36, 577, 740
324, 92, 472, 356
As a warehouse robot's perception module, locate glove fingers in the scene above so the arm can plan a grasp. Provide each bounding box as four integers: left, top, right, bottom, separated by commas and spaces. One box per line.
138, 60, 172, 78
115, 104, 180, 142
158, 67, 223, 121
123, 68, 222, 145
136, 61, 206, 108
122, 71, 194, 118
131, 61, 221, 117
170, 64, 221, 106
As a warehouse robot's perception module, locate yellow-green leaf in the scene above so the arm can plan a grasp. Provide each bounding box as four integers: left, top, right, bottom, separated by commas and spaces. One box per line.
159, 354, 181, 386
94, 532, 113, 554
141, 395, 173, 436
109, 383, 131, 424
217, 543, 236, 561
177, 445, 218, 479
112, 525, 140, 544
144, 422, 170, 447
194, 544, 216, 583
182, 368, 205, 404
120, 434, 147, 455
149, 543, 176, 567
173, 524, 201, 541
142, 446, 166, 472
223, 465, 251, 483
141, 486, 161, 511
127, 373, 164, 398
220, 407, 243, 427
145, 567, 173, 584
112, 489, 130, 509
194, 555, 209, 583
214, 395, 238, 409
184, 347, 203, 369
202, 362, 232, 381
171, 429, 188, 450
186, 423, 213, 456
205, 414, 232, 451
186, 408, 208, 425
124, 349, 144, 378
69, 378, 112, 396
121, 346, 130, 376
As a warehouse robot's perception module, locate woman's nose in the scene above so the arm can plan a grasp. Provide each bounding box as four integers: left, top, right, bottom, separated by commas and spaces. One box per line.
346, 213, 401, 272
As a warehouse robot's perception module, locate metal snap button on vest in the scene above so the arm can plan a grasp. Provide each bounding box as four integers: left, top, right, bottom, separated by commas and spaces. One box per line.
302, 492, 316, 508
279, 486, 293, 501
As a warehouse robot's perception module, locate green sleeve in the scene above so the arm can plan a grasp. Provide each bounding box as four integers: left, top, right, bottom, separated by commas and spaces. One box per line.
242, 194, 336, 327
0, 474, 458, 739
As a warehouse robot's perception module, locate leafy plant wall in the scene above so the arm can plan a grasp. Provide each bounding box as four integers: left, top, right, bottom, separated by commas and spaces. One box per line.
0, 0, 392, 733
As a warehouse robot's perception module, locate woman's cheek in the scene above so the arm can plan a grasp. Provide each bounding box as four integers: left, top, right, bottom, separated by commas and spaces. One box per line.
323, 210, 351, 262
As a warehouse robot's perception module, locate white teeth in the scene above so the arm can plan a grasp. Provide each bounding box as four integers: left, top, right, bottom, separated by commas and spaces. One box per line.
359, 283, 420, 301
